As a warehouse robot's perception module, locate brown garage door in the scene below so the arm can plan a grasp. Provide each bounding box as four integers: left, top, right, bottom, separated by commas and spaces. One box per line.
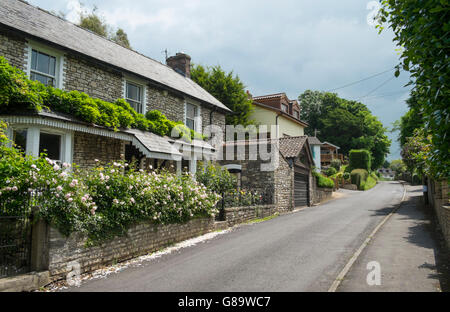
294, 172, 309, 207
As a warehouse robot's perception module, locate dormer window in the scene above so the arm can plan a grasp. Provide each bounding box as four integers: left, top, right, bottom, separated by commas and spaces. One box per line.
281, 104, 288, 113
294, 110, 300, 119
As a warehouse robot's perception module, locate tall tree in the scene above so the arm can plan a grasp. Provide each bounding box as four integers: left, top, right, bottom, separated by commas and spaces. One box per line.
78, 6, 132, 49
298, 90, 391, 170
79, 7, 108, 37
379, 0, 450, 179
112, 28, 131, 49
191, 64, 254, 126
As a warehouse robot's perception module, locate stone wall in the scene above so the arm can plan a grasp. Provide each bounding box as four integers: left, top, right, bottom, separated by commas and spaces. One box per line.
274, 156, 294, 212
225, 205, 276, 227
48, 217, 214, 280
312, 184, 333, 205
73, 132, 125, 169
427, 179, 450, 248
0, 31, 26, 71
64, 55, 124, 103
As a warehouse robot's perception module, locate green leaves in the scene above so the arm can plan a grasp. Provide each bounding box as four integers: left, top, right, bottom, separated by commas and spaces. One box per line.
379, 0, 450, 178
298, 90, 390, 170
191, 64, 254, 126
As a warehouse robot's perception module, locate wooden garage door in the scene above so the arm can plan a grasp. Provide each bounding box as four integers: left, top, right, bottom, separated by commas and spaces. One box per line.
294, 172, 309, 207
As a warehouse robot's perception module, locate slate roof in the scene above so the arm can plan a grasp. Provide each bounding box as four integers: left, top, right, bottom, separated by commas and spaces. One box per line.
0, 0, 230, 113
278, 136, 308, 158
307, 136, 323, 145
125, 129, 182, 157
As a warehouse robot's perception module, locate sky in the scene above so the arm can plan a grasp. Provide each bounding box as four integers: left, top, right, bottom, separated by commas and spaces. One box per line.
28, 0, 411, 161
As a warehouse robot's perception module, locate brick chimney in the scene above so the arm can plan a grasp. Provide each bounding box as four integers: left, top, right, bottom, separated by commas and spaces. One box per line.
166, 52, 191, 78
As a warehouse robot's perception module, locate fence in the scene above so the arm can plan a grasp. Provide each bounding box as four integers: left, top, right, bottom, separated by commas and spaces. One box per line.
215, 189, 273, 221
0, 191, 34, 278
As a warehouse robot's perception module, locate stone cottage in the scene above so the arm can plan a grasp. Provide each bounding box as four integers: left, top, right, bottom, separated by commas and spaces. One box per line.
221, 136, 315, 212
0, 0, 231, 173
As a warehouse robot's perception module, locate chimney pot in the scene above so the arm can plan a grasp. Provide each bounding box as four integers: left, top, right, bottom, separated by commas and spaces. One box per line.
166, 52, 191, 78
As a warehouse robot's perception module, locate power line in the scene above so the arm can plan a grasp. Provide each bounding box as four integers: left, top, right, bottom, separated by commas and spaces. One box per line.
356, 76, 396, 101
326, 67, 396, 92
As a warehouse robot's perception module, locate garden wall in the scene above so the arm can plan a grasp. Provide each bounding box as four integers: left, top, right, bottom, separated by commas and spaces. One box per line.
312, 186, 333, 205
47, 217, 214, 280
225, 204, 276, 227
427, 179, 450, 249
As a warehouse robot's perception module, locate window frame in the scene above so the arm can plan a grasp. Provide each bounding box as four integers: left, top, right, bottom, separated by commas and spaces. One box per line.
281, 103, 288, 113
7, 126, 73, 165
184, 101, 201, 132
26, 41, 64, 89
123, 76, 147, 115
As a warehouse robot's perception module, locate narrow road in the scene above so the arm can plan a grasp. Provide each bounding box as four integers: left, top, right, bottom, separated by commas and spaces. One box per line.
64, 181, 404, 292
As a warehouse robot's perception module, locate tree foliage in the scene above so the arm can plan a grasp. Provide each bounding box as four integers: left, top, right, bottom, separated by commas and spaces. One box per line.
191, 64, 254, 126
379, 0, 450, 178
78, 6, 132, 49
298, 90, 391, 170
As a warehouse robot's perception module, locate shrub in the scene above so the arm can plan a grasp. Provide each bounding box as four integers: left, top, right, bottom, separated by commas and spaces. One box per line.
196, 162, 236, 194
325, 167, 337, 177
312, 171, 334, 189
351, 169, 369, 190
343, 172, 350, 181
349, 149, 371, 171
362, 175, 377, 191
330, 159, 341, 171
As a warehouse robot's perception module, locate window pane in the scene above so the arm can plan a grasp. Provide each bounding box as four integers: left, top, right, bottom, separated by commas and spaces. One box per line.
186, 103, 196, 118
13, 129, 27, 153
31, 72, 54, 86
126, 83, 141, 102
36, 51, 50, 74
39, 132, 61, 161
49, 56, 56, 76
31, 50, 38, 70
127, 100, 142, 114
186, 118, 195, 131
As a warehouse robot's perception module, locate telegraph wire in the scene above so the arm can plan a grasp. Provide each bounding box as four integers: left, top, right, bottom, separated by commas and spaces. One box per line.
326, 67, 396, 92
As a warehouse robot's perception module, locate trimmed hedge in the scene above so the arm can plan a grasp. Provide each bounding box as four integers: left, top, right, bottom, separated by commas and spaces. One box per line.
312, 171, 334, 189
351, 169, 369, 190
349, 149, 371, 171
0, 56, 204, 142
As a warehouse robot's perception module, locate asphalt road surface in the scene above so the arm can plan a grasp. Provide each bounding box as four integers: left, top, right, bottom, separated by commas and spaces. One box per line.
64, 181, 404, 292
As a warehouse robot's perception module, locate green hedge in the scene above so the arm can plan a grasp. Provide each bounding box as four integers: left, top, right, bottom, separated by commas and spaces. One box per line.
350, 169, 369, 190
312, 171, 334, 188
0, 56, 203, 142
349, 149, 371, 171
325, 167, 337, 177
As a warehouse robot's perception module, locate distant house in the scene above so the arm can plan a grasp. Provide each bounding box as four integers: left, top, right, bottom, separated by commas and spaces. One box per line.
307, 136, 323, 171
320, 141, 343, 166
0, 0, 231, 173
249, 92, 308, 139
378, 168, 394, 179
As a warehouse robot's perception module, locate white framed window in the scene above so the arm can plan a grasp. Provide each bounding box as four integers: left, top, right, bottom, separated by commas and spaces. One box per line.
123, 76, 147, 115
26, 41, 64, 89
185, 102, 201, 131
293, 110, 300, 119
281, 104, 288, 113
9, 126, 73, 165
125, 81, 144, 114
